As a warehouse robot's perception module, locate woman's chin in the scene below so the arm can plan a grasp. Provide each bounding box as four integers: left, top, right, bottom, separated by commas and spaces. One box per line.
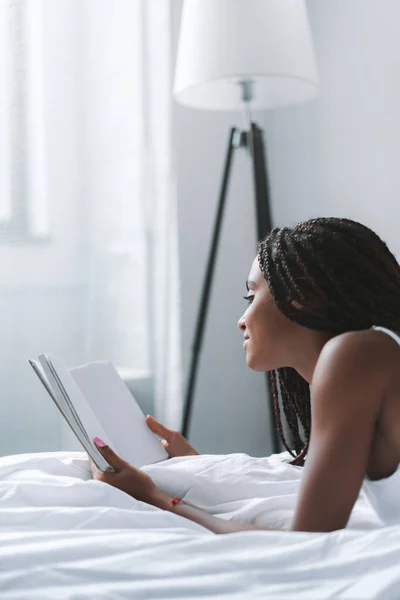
245, 352, 265, 372
245, 351, 276, 372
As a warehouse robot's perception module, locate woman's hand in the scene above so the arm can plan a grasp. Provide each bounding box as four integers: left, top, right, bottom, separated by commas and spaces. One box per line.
89, 438, 265, 533
89, 438, 159, 504
146, 415, 199, 458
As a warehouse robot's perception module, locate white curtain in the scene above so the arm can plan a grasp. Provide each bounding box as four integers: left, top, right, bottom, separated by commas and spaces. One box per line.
0, 0, 182, 456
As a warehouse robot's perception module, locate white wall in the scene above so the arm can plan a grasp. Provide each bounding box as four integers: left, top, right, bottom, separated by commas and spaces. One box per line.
267, 0, 400, 254
173, 0, 400, 455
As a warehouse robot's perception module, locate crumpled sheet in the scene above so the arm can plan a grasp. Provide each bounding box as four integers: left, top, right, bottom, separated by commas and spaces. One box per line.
0, 450, 399, 599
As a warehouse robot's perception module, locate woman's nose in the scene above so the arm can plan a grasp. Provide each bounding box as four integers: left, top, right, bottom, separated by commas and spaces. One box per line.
238, 316, 246, 331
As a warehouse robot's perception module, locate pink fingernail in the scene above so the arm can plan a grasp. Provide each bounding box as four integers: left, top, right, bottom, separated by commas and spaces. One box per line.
93, 437, 106, 447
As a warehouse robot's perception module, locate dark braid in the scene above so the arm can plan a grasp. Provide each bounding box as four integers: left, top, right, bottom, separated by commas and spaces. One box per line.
258, 217, 400, 466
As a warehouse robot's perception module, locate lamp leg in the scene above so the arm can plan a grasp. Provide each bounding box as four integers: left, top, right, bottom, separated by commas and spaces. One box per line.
181, 122, 281, 456
248, 122, 281, 454
181, 128, 238, 438
248, 123, 272, 238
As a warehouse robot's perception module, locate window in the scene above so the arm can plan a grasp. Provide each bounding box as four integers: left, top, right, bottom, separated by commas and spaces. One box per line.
0, 0, 48, 242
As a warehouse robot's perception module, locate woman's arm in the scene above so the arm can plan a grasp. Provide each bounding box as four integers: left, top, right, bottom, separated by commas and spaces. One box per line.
90, 332, 391, 534
90, 442, 265, 534
149, 488, 265, 533
290, 332, 388, 532
165, 334, 388, 533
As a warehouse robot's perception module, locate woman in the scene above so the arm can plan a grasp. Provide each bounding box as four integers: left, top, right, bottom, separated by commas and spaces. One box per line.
90, 217, 400, 533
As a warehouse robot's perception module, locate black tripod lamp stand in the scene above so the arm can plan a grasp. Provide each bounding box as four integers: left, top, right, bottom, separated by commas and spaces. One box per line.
173, 0, 319, 448
180, 83, 280, 452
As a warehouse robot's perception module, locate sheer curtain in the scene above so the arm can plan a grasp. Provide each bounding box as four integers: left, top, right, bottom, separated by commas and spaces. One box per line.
0, 0, 182, 456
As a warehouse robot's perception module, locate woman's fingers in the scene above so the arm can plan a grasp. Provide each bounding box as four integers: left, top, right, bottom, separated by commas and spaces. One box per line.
146, 415, 173, 440
93, 437, 125, 471
146, 418, 198, 457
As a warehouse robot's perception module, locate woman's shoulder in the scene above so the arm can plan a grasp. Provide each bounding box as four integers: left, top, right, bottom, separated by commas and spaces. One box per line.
314, 328, 400, 395
324, 328, 400, 359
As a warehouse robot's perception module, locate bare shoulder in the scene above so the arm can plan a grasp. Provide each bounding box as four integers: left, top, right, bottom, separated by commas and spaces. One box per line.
313, 329, 400, 409
320, 329, 400, 371
294, 328, 400, 532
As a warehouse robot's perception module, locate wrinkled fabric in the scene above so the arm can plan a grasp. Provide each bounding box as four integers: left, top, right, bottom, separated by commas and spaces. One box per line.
1, 451, 399, 599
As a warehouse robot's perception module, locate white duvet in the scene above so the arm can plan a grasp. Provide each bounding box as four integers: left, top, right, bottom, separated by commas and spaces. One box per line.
1, 450, 400, 599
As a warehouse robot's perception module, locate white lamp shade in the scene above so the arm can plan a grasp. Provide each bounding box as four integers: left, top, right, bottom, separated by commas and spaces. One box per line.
173, 0, 319, 111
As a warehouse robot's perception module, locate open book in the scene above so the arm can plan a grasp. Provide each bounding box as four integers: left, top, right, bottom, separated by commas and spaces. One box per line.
28, 354, 168, 472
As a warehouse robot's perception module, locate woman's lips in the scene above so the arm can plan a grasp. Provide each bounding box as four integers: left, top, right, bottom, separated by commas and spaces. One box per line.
243, 339, 249, 349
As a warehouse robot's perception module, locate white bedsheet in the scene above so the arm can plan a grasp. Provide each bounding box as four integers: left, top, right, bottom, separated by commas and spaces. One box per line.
1, 450, 400, 599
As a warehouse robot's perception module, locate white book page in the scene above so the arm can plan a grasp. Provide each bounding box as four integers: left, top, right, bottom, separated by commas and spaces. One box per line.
70, 361, 168, 467
38, 354, 113, 471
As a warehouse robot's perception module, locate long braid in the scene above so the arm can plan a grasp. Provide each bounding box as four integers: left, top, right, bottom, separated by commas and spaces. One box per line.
258, 217, 400, 465
268, 370, 297, 458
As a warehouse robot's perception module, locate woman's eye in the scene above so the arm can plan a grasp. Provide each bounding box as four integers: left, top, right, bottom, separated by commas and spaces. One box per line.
243, 295, 254, 305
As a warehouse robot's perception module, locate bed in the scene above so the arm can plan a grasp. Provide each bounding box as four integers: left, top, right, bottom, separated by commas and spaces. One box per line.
1, 450, 400, 599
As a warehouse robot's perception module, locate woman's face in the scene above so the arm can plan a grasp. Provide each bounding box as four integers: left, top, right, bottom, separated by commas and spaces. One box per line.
238, 256, 298, 371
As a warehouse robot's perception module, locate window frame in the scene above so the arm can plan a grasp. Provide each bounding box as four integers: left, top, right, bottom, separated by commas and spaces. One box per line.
0, 0, 49, 245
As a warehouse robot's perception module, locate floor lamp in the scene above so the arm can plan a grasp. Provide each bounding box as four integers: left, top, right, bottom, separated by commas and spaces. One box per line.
173, 0, 319, 446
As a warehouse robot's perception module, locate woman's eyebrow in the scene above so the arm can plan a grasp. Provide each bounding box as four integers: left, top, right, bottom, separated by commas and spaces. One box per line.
246, 280, 257, 291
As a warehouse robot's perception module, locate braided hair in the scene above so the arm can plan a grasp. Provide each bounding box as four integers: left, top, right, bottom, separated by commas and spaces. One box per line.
258, 217, 400, 466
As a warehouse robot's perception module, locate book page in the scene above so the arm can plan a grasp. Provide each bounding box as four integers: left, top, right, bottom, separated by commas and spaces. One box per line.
37, 355, 114, 471
70, 361, 168, 467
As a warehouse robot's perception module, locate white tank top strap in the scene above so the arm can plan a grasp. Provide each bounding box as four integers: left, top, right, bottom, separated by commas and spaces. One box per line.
371, 325, 400, 347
